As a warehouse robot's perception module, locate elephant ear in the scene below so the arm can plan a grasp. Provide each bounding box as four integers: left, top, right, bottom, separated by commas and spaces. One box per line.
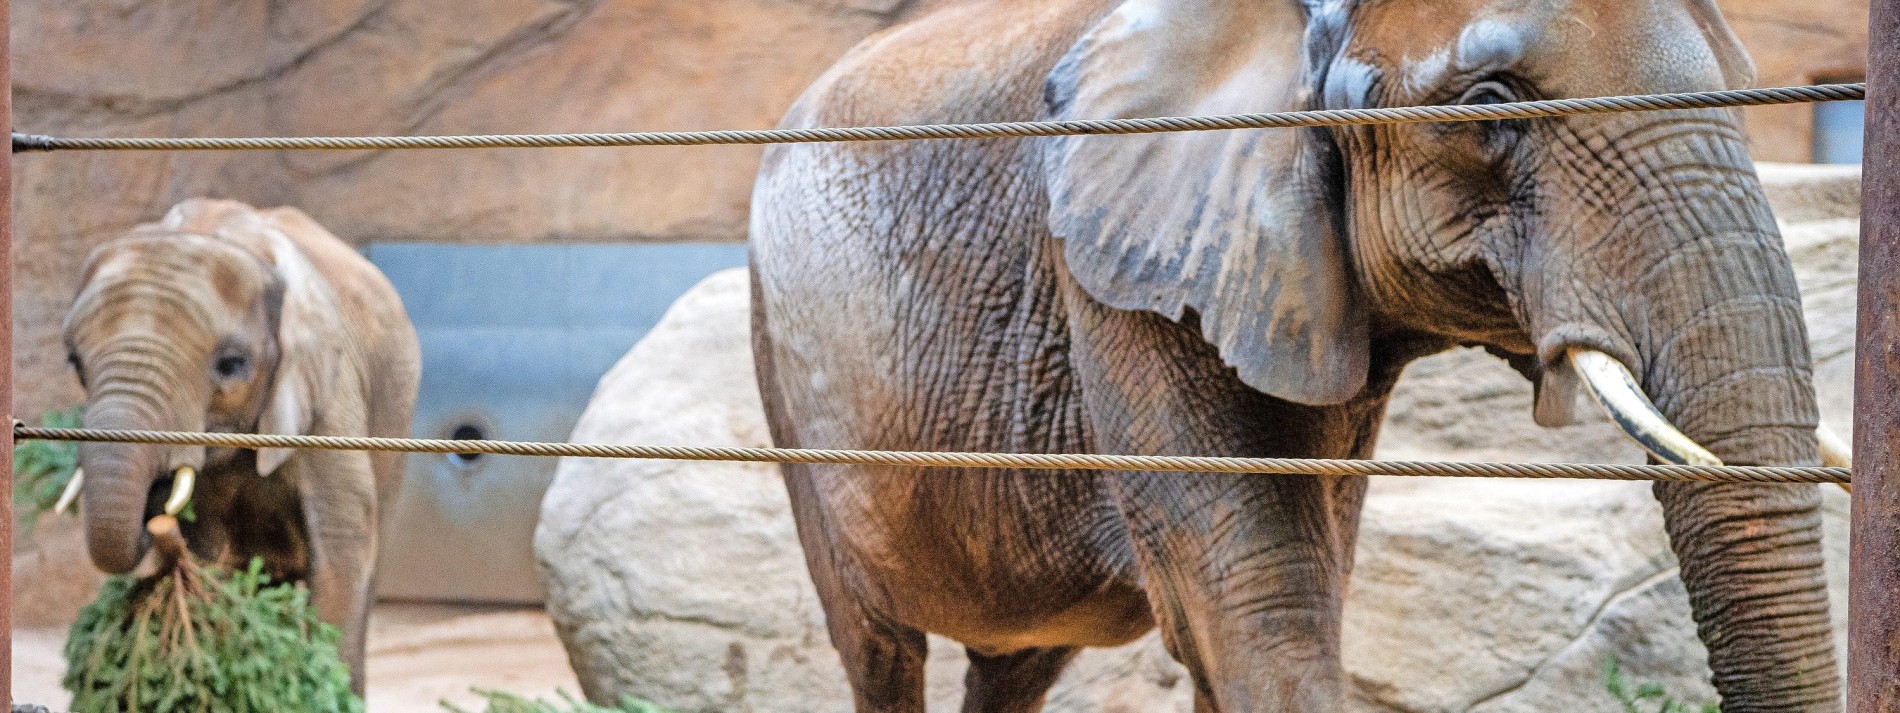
254, 225, 346, 476
1042, 0, 1367, 405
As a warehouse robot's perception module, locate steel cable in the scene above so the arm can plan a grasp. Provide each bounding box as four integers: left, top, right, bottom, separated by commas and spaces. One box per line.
10, 83, 1865, 153
6, 82, 1866, 486
13, 425, 1849, 484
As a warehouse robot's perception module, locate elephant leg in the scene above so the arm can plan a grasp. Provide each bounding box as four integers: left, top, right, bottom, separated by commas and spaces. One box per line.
829, 607, 929, 713
959, 646, 1078, 713
290, 447, 380, 696
779, 467, 929, 713
1059, 277, 1380, 712
1114, 470, 1364, 713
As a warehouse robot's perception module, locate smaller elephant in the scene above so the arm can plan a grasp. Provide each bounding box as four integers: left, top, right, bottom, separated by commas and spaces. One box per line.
62, 198, 421, 693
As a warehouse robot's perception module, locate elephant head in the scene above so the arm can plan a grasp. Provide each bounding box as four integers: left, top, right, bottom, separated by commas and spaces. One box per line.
64, 199, 345, 574
1043, 0, 1838, 708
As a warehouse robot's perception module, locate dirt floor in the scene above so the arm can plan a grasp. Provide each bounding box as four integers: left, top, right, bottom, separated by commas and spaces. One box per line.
10, 602, 583, 712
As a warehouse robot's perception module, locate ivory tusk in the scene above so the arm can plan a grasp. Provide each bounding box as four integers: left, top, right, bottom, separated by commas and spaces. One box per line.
1568, 348, 1723, 467
162, 466, 196, 517
1817, 424, 1852, 467
54, 467, 84, 515
1816, 424, 1852, 492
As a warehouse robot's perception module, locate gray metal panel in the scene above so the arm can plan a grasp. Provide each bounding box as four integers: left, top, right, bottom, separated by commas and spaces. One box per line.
367, 243, 749, 603
1814, 100, 1866, 164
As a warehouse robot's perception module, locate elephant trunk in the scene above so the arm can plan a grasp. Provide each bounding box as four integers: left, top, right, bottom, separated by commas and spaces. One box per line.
1652, 483, 1835, 713
1522, 116, 1839, 710
76, 355, 205, 574
1639, 253, 1839, 712
1595, 147, 1837, 710
78, 399, 167, 574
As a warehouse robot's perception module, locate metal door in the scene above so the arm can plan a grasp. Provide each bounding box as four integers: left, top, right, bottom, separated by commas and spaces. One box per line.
366, 242, 749, 603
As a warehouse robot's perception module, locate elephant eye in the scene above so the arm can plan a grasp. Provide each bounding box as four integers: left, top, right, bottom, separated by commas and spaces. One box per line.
213, 349, 252, 380
1455, 79, 1528, 159
1459, 81, 1517, 106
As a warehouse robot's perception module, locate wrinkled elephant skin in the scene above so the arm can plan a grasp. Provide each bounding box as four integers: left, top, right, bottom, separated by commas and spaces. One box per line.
750, 0, 1838, 711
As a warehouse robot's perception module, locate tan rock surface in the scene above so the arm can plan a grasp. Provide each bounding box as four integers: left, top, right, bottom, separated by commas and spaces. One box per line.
7, 0, 957, 421
1720, 0, 1870, 163
9, 516, 107, 628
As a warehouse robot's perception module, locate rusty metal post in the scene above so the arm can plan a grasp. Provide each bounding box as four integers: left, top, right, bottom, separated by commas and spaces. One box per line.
1, 0, 14, 705
1850, 0, 1900, 709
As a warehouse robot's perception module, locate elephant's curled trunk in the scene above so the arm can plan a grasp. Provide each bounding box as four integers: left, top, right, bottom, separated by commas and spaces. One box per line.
78, 439, 162, 575
76, 396, 183, 575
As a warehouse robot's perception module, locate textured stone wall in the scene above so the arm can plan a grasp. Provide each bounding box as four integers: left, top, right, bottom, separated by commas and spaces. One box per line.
6, 0, 950, 418
1723, 0, 1870, 162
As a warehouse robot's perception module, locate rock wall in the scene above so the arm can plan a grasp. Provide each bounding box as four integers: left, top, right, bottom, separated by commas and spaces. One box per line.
1723, 0, 1871, 163
7, 0, 949, 614
5, 0, 1865, 419
6, 0, 954, 419
534, 163, 1862, 713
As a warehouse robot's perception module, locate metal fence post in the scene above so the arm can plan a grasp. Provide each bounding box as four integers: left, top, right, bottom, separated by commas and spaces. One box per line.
1850, 0, 1900, 709
0, 0, 16, 706
2, 0, 15, 704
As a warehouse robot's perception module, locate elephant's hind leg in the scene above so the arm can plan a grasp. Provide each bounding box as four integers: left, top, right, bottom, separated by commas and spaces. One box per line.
959, 646, 1079, 713
830, 609, 929, 713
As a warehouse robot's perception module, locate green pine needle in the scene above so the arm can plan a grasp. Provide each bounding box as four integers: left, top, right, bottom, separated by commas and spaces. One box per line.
1604, 654, 1720, 713
13, 406, 83, 533
63, 557, 363, 713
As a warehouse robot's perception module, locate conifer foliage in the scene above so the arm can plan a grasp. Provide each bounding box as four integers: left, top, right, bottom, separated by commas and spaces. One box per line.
62, 539, 363, 713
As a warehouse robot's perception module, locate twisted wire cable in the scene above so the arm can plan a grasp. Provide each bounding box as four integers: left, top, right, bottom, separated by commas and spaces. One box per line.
13, 426, 1849, 484
11, 83, 1866, 153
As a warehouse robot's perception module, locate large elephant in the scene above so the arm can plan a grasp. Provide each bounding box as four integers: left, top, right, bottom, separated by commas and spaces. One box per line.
62, 198, 421, 693
749, 0, 1845, 711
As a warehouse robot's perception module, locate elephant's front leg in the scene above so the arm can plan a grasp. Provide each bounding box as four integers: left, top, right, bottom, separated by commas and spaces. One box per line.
1118, 470, 1365, 712
1060, 284, 1378, 712
289, 447, 380, 695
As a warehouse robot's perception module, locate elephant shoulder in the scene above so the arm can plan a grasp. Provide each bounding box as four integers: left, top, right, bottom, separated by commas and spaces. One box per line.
781, 0, 1117, 131
258, 207, 419, 374
257, 206, 364, 278
260, 207, 395, 309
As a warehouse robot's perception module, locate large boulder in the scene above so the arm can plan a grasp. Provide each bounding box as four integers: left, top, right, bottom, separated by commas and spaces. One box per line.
533, 270, 1194, 712
535, 162, 1859, 713
533, 271, 848, 709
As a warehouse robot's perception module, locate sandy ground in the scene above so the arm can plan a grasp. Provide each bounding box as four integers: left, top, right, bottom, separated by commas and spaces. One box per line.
10, 602, 584, 712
